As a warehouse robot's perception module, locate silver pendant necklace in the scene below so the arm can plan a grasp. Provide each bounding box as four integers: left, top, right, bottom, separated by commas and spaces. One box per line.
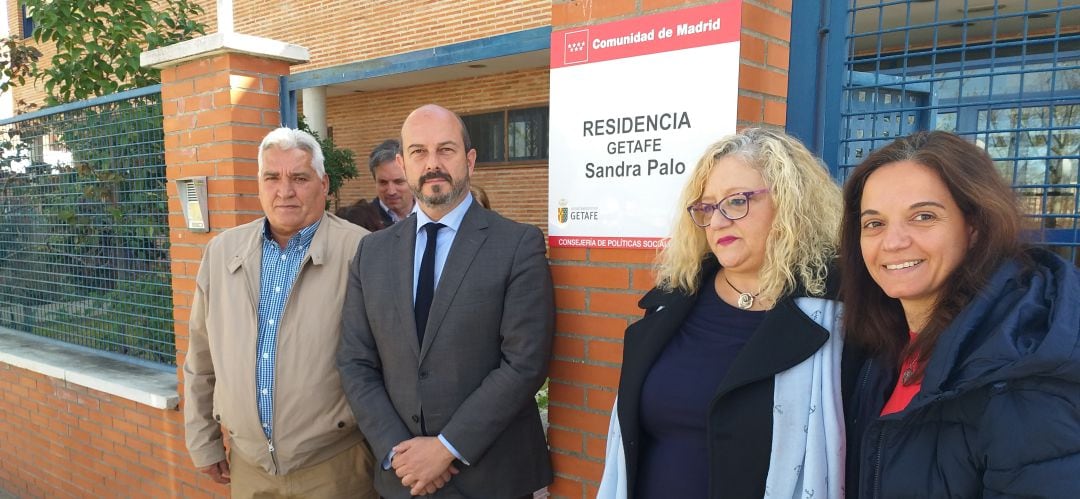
722, 273, 760, 310
901, 353, 920, 385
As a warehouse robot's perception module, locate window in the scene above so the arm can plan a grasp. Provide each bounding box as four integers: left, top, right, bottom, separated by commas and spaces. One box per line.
461, 106, 548, 164
20, 3, 34, 39
463, 112, 504, 162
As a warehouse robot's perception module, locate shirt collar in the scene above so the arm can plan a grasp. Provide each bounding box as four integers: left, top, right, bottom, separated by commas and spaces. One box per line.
263, 217, 321, 248
415, 193, 473, 235
379, 199, 401, 223
380, 199, 418, 223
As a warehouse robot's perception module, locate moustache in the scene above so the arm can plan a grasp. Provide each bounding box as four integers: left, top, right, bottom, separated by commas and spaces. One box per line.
420, 172, 453, 185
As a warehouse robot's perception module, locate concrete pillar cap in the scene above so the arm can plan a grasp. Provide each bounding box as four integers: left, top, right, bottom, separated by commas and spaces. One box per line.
141, 32, 310, 69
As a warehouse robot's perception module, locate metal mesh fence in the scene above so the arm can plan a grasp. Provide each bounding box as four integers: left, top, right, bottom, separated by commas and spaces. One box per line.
0, 86, 174, 364
838, 0, 1080, 263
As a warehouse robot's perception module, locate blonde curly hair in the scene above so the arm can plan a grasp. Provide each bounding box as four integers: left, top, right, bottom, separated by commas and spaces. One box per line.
655, 128, 842, 301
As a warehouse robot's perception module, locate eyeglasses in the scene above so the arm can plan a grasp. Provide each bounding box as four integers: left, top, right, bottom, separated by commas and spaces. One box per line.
686, 188, 769, 227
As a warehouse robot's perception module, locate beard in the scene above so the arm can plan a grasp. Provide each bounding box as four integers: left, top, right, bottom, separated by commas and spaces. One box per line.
413, 170, 469, 207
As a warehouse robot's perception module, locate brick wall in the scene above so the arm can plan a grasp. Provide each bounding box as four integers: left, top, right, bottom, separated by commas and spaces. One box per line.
229, 0, 550, 72
735, 0, 792, 126
0, 365, 203, 498
546, 247, 656, 498
545, 1, 792, 497
329, 67, 550, 229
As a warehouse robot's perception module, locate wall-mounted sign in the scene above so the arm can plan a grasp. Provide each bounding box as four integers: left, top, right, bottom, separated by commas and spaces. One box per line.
548, 0, 741, 249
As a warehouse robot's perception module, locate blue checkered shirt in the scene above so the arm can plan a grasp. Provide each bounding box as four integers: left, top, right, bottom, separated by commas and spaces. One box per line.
256, 219, 320, 440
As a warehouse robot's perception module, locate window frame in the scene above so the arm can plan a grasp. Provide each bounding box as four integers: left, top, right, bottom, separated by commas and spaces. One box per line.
461, 104, 549, 167
20, 2, 35, 39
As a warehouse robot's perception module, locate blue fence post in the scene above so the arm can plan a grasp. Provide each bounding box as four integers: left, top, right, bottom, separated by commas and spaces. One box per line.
786, 0, 851, 178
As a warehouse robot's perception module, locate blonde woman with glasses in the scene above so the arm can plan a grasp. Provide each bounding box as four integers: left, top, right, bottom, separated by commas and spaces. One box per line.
599, 128, 854, 499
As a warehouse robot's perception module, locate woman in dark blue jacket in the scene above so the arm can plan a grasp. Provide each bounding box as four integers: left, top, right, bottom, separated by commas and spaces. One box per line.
840, 131, 1080, 498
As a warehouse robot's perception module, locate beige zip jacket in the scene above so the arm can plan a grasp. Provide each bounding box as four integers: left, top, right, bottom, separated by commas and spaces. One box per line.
184, 213, 368, 475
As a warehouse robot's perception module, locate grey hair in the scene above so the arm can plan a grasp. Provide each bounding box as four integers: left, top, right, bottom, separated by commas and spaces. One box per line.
258, 127, 325, 178
368, 139, 401, 176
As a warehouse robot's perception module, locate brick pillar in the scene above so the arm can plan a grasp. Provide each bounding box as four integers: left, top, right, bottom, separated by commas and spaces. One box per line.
736, 1, 793, 126
143, 33, 309, 495
547, 247, 656, 499
547, 1, 793, 497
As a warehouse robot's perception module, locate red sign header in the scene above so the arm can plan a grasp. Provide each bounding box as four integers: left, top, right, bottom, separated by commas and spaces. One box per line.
551, 0, 742, 69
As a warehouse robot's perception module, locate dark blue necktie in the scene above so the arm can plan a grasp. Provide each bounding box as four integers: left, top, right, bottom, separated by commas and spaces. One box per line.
415, 222, 444, 344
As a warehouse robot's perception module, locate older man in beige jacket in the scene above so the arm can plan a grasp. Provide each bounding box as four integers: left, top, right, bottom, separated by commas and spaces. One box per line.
184, 128, 376, 498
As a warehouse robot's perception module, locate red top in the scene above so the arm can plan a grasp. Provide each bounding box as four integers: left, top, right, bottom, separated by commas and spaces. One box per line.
881, 331, 922, 416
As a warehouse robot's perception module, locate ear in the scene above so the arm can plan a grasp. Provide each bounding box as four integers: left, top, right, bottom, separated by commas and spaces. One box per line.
466, 148, 477, 175
967, 224, 978, 248
394, 154, 409, 184
321, 172, 330, 196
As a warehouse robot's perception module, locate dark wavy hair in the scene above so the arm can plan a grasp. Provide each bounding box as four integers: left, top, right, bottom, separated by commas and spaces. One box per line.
840, 131, 1026, 379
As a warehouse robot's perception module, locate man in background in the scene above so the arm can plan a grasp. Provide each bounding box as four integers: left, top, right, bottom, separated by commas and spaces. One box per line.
368, 138, 414, 226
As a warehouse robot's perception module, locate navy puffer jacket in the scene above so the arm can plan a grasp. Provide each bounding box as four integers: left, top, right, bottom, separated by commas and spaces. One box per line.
846, 248, 1080, 498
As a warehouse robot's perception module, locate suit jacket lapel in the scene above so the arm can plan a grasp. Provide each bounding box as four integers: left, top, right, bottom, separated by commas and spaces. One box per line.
395, 216, 422, 360
419, 204, 488, 360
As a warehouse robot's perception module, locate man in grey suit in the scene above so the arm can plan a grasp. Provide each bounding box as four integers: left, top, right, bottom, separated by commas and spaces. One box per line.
338, 104, 554, 498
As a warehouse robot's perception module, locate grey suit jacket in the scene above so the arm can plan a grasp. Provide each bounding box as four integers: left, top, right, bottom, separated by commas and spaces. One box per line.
338, 202, 554, 498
